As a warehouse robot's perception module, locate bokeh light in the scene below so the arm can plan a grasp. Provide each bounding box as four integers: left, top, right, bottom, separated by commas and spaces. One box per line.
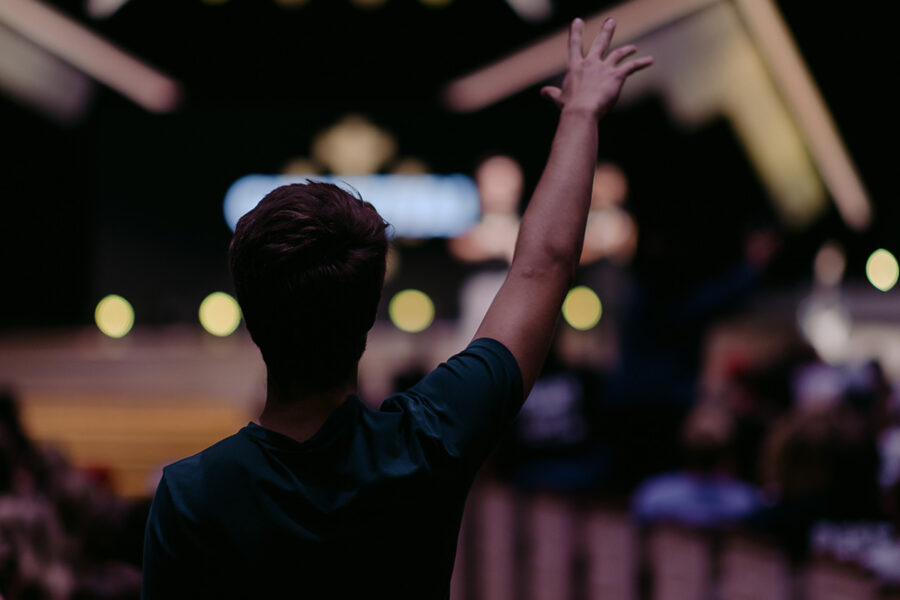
798, 299, 851, 365
312, 115, 396, 175
389, 289, 435, 333
562, 286, 602, 331
419, 0, 452, 7
391, 157, 430, 175
384, 245, 401, 283
95, 294, 134, 338
866, 249, 899, 292
199, 292, 242, 337
281, 156, 320, 175
504, 0, 553, 23
224, 173, 479, 238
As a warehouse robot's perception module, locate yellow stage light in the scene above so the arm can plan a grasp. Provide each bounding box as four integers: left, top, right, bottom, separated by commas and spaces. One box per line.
562, 286, 602, 331
199, 292, 242, 336
866, 249, 899, 292
389, 289, 434, 333
95, 294, 134, 338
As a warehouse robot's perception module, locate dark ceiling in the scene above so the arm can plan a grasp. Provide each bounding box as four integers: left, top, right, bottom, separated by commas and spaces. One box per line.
0, 0, 894, 329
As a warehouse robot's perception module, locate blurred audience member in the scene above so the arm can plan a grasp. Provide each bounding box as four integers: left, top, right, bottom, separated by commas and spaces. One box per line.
804, 372, 900, 585
751, 370, 884, 562
602, 227, 781, 489
725, 345, 816, 482
0, 495, 72, 600
632, 401, 761, 528
1, 388, 41, 496
495, 349, 607, 494
0, 388, 142, 600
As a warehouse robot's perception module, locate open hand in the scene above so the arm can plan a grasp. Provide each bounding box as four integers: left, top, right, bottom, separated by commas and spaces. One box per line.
541, 18, 653, 119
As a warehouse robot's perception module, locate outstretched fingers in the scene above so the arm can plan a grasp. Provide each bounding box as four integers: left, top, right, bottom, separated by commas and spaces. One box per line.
605, 44, 637, 66
618, 55, 654, 76
588, 18, 616, 59
568, 18, 584, 62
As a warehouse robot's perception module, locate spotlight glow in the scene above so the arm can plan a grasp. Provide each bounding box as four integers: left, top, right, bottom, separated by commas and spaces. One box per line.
199, 292, 242, 336
311, 114, 396, 175
866, 249, 899, 292
95, 294, 134, 338
281, 156, 320, 175
389, 289, 434, 333
224, 174, 479, 239
562, 286, 602, 331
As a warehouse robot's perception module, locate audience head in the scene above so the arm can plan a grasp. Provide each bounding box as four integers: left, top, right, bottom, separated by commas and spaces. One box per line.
229, 182, 389, 393
762, 404, 880, 517
681, 402, 735, 473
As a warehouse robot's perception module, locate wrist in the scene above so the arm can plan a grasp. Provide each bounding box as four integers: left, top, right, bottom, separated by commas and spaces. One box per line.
560, 104, 600, 122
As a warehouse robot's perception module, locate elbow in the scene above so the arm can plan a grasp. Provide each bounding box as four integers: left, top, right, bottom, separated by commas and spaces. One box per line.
514, 250, 578, 286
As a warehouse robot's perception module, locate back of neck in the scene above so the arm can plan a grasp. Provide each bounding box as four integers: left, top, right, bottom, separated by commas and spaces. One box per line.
258, 377, 356, 443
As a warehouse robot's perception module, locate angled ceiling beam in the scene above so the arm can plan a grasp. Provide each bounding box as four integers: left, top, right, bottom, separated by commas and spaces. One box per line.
443, 0, 718, 113
0, 0, 181, 113
0, 23, 95, 122
733, 0, 870, 229
444, 0, 871, 231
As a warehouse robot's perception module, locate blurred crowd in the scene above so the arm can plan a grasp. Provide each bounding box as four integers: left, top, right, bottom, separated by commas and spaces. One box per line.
0, 390, 147, 600
4, 343, 900, 598
496, 345, 900, 584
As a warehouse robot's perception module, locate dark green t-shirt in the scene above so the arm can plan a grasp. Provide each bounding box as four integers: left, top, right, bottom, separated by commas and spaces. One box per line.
142, 338, 522, 599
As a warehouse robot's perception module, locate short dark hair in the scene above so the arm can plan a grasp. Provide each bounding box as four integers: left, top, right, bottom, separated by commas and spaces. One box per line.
229, 182, 388, 391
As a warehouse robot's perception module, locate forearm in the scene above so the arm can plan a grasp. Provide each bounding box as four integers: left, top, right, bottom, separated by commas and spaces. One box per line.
474, 108, 600, 393
511, 107, 599, 283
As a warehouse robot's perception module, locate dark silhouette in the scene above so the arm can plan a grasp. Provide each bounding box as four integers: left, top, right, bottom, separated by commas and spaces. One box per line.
142, 18, 652, 599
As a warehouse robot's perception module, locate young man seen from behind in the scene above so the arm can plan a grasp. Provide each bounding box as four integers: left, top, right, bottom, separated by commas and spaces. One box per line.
142, 18, 651, 599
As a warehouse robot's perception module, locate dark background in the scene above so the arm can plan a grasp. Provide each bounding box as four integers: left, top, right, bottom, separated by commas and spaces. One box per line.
1, 0, 893, 330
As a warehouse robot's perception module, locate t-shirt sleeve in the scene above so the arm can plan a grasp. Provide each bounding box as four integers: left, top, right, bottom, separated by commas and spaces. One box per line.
142, 473, 205, 600
380, 337, 523, 471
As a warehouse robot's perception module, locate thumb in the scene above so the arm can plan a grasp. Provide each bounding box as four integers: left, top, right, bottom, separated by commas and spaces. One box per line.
540, 86, 563, 108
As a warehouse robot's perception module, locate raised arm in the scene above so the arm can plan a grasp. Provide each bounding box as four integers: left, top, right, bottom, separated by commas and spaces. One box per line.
474, 17, 652, 396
